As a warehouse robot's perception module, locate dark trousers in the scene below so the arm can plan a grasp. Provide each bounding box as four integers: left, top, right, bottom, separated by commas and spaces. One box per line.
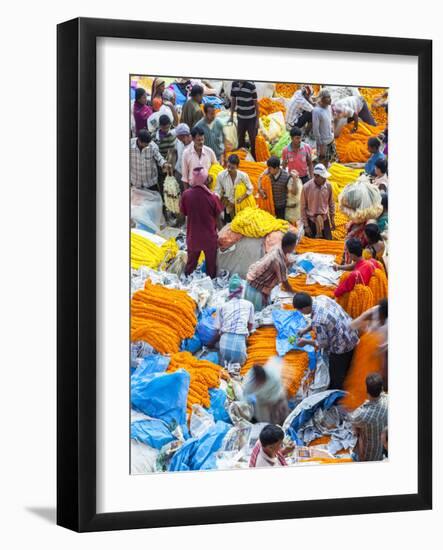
329, 348, 355, 390
185, 245, 217, 279
237, 117, 258, 159
275, 206, 286, 220
308, 217, 332, 240
347, 100, 376, 126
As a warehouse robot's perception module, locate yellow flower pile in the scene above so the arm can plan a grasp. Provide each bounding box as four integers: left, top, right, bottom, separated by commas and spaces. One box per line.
131, 232, 179, 270
167, 351, 221, 415
328, 163, 362, 202
359, 87, 388, 126
208, 163, 224, 191
131, 281, 197, 354
332, 207, 350, 240
234, 182, 257, 214
231, 207, 289, 238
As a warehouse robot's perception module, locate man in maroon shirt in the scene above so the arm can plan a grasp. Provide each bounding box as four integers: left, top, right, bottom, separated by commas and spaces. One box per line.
334, 238, 381, 297
180, 167, 223, 278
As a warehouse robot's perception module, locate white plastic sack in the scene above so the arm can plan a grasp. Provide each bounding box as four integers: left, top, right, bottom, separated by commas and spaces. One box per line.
131, 440, 159, 474
309, 352, 330, 394
190, 405, 215, 439
131, 188, 164, 230
259, 111, 286, 142
223, 121, 238, 151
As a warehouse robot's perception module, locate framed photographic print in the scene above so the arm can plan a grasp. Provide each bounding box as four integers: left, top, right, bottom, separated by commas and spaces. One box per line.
57, 17, 432, 532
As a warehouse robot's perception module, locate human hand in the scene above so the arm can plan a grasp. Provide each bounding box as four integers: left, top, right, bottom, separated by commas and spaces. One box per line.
351, 126, 358, 133
259, 189, 267, 199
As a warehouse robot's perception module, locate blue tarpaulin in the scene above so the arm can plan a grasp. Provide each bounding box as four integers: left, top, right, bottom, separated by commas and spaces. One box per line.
196, 307, 218, 346
207, 388, 231, 423
168, 421, 231, 471
136, 354, 170, 376
131, 418, 176, 450
285, 390, 346, 444
181, 333, 202, 354
131, 369, 190, 428
272, 309, 317, 370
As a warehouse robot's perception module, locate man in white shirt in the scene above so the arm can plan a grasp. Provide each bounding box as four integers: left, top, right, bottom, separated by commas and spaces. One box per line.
214, 153, 254, 222
249, 424, 289, 468
286, 85, 315, 131
333, 93, 376, 136
181, 126, 217, 189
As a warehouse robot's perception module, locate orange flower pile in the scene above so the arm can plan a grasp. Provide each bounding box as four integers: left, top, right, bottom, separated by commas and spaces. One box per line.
229, 148, 249, 161
300, 457, 353, 464
286, 274, 336, 299
258, 97, 287, 116
241, 327, 309, 399
359, 87, 388, 126
255, 134, 271, 162
131, 281, 197, 354
296, 237, 345, 263
340, 331, 384, 411
332, 207, 350, 240
167, 351, 221, 415
336, 267, 387, 318
335, 121, 385, 163
275, 83, 299, 98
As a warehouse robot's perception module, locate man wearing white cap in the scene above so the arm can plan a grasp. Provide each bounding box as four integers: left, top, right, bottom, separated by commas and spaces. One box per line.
173, 123, 192, 190
300, 163, 335, 240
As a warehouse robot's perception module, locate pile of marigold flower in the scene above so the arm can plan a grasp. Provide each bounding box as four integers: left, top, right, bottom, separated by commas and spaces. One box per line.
255, 134, 271, 161
131, 232, 179, 270
336, 267, 388, 318
359, 87, 388, 126
258, 97, 287, 116
242, 327, 309, 399
231, 207, 289, 237
208, 163, 224, 191
275, 82, 299, 98
167, 351, 221, 415
336, 121, 385, 163
286, 274, 336, 298
131, 281, 197, 354
332, 208, 349, 240
296, 237, 345, 263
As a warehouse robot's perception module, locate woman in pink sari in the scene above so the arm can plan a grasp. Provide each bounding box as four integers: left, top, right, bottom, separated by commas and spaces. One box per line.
133, 88, 153, 135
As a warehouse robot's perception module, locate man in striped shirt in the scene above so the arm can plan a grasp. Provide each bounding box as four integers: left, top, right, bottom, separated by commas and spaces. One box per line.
194, 103, 225, 162
130, 129, 170, 190
230, 80, 259, 159
153, 114, 176, 159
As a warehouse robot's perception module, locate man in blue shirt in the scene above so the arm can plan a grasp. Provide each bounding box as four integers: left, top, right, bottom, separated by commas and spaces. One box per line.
365, 137, 386, 176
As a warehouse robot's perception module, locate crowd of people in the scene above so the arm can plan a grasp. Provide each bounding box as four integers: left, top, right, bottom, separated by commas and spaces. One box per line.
130, 77, 389, 466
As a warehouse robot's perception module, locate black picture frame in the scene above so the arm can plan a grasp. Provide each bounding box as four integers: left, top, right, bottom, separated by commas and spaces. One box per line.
57, 17, 432, 532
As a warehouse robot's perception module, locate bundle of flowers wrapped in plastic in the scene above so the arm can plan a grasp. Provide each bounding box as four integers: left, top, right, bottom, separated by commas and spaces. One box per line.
131, 281, 197, 354
241, 327, 309, 399
231, 206, 289, 237
167, 351, 221, 415
327, 162, 362, 202
131, 232, 179, 270
335, 121, 385, 163
338, 177, 383, 223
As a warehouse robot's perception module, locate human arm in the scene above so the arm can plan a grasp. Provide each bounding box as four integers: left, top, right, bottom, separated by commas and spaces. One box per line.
229, 95, 236, 123
306, 149, 314, 179
214, 172, 224, 198
300, 186, 310, 234
254, 99, 259, 128
181, 149, 189, 186
257, 170, 269, 198
152, 142, 167, 168
349, 305, 379, 331
281, 148, 288, 169
351, 112, 359, 133
328, 185, 336, 229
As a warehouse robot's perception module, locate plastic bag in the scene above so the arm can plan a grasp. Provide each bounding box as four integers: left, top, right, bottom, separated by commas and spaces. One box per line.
190, 405, 216, 439
259, 111, 286, 142
137, 354, 171, 375
131, 187, 164, 230
219, 420, 252, 453
131, 369, 190, 428
130, 440, 159, 474
180, 333, 202, 354
223, 121, 238, 151
166, 250, 187, 277
207, 387, 231, 423
196, 307, 218, 346
131, 418, 176, 449
338, 177, 383, 223
308, 351, 330, 394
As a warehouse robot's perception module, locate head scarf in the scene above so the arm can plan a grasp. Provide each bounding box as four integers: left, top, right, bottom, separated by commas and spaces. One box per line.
162, 88, 175, 102
228, 274, 243, 298
151, 78, 165, 98
190, 167, 211, 194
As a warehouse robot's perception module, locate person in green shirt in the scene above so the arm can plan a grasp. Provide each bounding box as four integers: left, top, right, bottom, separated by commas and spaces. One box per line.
180, 84, 204, 129
194, 103, 225, 163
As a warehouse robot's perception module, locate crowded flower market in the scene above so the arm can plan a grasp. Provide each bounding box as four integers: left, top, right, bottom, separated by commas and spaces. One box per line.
129, 77, 389, 473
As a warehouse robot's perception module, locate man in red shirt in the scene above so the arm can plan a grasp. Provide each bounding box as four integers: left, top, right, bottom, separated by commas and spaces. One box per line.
334, 238, 381, 297
180, 167, 223, 279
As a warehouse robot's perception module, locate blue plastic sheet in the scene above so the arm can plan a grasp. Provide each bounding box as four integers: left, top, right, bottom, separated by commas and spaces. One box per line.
136, 354, 170, 376
207, 388, 231, 423
196, 307, 218, 346
287, 390, 345, 444
298, 259, 315, 273
131, 369, 190, 428
202, 95, 225, 108
199, 350, 220, 365
272, 309, 317, 371
131, 418, 175, 450
170, 84, 187, 106
168, 421, 231, 471
181, 333, 202, 354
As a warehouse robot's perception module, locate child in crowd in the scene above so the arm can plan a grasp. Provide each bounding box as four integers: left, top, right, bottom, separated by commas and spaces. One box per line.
249, 424, 291, 468
365, 137, 386, 176
373, 158, 388, 191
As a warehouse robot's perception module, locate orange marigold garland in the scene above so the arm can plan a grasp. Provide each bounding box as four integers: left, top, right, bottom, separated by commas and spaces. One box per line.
255, 134, 271, 162
340, 331, 383, 411
335, 121, 385, 163
257, 174, 275, 215
167, 351, 222, 416
275, 83, 299, 98
358, 87, 388, 126
296, 237, 345, 264
241, 327, 309, 399
131, 281, 197, 354
368, 268, 388, 304
258, 97, 287, 116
